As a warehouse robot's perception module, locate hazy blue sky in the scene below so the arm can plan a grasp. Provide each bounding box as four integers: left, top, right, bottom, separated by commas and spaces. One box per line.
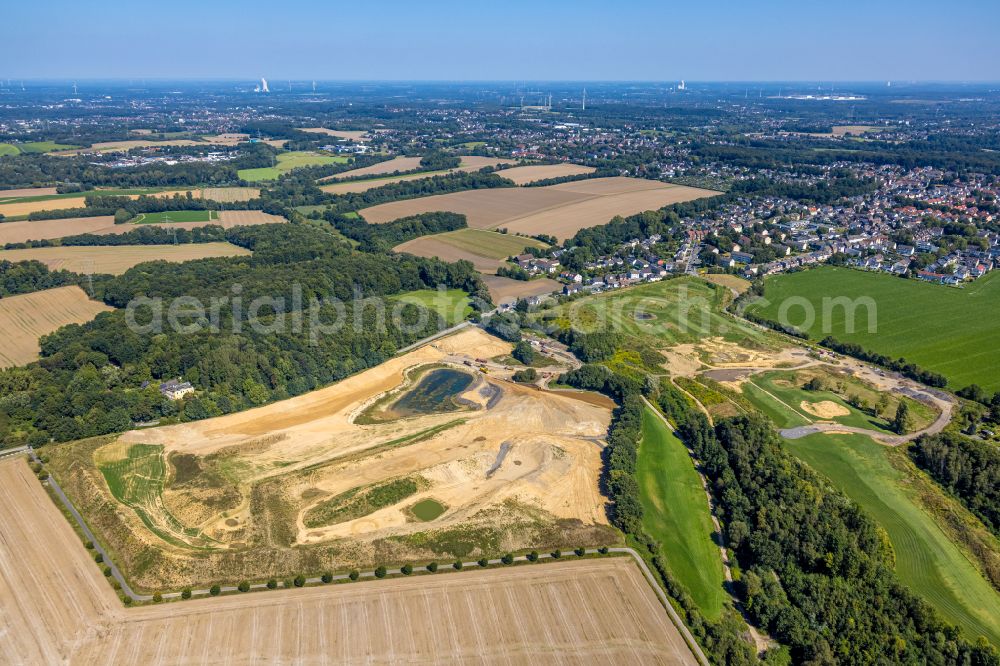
4, 0, 998, 81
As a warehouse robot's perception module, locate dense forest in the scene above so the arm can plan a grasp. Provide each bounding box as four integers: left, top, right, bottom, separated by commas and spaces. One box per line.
0, 259, 79, 297
324, 211, 467, 252
680, 412, 998, 663
910, 432, 1000, 537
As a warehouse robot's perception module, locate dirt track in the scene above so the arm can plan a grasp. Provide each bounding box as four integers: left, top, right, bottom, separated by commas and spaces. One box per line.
0, 454, 695, 664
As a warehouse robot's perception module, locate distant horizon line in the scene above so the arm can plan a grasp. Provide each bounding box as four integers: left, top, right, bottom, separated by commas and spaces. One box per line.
2, 78, 999, 85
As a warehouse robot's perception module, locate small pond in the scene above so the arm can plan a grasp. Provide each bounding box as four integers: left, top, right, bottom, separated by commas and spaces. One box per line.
411, 498, 447, 521
390, 368, 474, 418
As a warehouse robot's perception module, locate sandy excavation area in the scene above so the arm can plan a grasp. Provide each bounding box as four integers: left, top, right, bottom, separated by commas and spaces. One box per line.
0, 456, 695, 665
50, 327, 617, 588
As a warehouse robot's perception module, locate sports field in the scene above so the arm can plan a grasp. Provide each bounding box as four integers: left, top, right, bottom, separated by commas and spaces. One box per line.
750, 266, 1000, 392
0, 456, 696, 664
394, 228, 549, 272
637, 406, 726, 619
786, 432, 1000, 646
359, 177, 720, 241
0, 242, 251, 275
238, 151, 349, 182
0, 285, 114, 368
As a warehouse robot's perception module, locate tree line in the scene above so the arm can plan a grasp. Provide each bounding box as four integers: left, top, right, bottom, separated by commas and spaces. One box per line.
910, 432, 1000, 538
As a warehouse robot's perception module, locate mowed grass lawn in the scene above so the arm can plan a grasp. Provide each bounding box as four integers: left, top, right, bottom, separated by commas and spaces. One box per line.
540, 277, 775, 348
390, 288, 472, 326
133, 210, 218, 224
751, 266, 1000, 392
743, 371, 893, 432
637, 406, 726, 619
238, 151, 348, 182
786, 432, 1000, 646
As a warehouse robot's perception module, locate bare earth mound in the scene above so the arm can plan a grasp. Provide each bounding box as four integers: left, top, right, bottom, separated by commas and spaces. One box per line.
498, 163, 596, 185
49, 328, 616, 589
0, 286, 114, 368
0, 457, 694, 665
0, 242, 251, 275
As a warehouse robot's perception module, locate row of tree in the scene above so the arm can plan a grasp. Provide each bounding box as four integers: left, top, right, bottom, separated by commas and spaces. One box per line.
910, 432, 1000, 537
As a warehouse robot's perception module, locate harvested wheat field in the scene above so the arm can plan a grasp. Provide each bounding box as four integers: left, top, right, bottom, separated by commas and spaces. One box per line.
0, 196, 88, 217
481, 275, 562, 305
0, 186, 59, 198
0, 216, 117, 245
0, 242, 251, 275
502, 185, 718, 240
214, 210, 286, 226
0, 189, 201, 218
51, 139, 206, 155
48, 327, 617, 589
0, 211, 283, 245
300, 127, 371, 141
498, 163, 596, 185
198, 187, 260, 202
394, 228, 548, 273
0, 457, 694, 665
0, 286, 114, 367
318, 155, 515, 190
360, 177, 720, 241
361, 187, 587, 228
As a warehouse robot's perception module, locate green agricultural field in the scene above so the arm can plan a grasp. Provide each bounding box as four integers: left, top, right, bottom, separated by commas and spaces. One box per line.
238, 151, 348, 182
750, 266, 1000, 392
132, 210, 218, 224
390, 288, 472, 326
636, 406, 726, 619
19, 141, 78, 153
434, 228, 548, 260
786, 432, 1000, 646
539, 276, 776, 349
0, 141, 78, 156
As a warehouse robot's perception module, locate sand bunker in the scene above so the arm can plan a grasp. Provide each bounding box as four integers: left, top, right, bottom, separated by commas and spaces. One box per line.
800, 400, 851, 419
